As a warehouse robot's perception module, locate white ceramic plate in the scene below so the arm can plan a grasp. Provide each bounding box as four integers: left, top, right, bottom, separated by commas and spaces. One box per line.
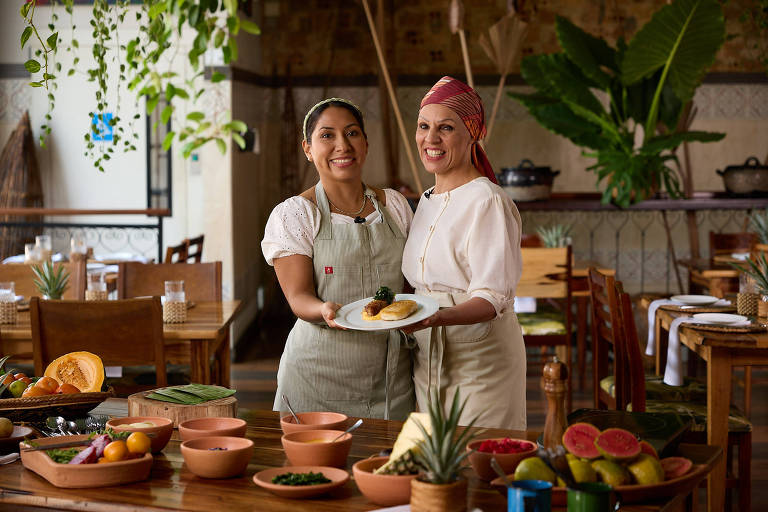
669, 295, 720, 306
333, 293, 439, 331
731, 252, 750, 261
692, 313, 749, 325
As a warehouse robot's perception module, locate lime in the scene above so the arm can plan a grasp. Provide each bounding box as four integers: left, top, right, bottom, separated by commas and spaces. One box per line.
627, 454, 664, 485
9, 379, 28, 398
514, 457, 556, 484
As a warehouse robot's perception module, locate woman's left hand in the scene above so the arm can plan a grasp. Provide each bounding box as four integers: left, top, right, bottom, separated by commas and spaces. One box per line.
400, 310, 442, 334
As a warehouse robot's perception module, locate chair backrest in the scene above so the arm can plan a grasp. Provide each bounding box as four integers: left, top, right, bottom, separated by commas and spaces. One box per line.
30, 297, 166, 386
521, 234, 543, 248
709, 231, 757, 258
0, 261, 86, 300
615, 283, 647, 413
587, 267, 626, 410
117, 262, 222, 301
518, 247, 572, 299
165, 240, 188, 264
186, 235, 204, 263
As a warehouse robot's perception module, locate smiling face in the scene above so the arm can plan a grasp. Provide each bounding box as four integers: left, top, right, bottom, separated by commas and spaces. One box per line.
302, 106, 368, 183
415, 103, 473, 176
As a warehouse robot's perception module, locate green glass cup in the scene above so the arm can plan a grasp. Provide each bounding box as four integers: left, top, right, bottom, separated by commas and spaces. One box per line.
566, 482, 614, 511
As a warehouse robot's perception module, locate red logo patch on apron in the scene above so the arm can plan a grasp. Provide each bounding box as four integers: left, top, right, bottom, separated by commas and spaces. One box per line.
324, 266, 333, 274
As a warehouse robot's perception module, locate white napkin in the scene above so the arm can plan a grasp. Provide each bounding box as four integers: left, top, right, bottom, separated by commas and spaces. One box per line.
663, 316, 749, 386
646, 298, 731, 356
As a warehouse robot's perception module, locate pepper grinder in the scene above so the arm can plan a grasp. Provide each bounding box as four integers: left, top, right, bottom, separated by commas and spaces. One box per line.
542, 357, 568, 449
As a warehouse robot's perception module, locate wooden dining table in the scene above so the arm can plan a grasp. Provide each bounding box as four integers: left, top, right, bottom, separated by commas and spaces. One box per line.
0, 301, 242, 387
649, 304, 765, 512
0, 399, 719, 511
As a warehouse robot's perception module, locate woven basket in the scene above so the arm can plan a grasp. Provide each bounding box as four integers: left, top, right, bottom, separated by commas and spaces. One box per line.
0, 387, 114, 422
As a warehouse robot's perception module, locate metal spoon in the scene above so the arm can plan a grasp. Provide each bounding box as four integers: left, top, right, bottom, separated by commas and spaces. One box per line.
281, 394, 301, 424
490, 457, 513, 487
331, 418, 363, 442
54, 417, 69, 436
67, 421, 80, 435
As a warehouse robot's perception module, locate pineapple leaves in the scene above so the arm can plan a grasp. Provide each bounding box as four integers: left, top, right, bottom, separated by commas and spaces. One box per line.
730, 253, 768, 295
31, 260, 70, 299
750, 209, 768, 245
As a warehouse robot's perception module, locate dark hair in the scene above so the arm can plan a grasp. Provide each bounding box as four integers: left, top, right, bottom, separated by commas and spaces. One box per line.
304, 100, 367, 143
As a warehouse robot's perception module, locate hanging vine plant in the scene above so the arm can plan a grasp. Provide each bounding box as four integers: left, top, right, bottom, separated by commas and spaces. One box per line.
19, 0, 259, 172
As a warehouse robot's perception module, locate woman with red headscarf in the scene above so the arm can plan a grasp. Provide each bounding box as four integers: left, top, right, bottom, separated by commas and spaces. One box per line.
402, 77, 526, 429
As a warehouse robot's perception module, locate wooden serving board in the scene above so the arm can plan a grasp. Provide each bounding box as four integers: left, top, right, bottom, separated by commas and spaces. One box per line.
127, 389, 237, 427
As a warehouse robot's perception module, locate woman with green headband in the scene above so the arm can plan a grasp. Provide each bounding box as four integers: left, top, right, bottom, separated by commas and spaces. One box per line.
261, 98, 415, 419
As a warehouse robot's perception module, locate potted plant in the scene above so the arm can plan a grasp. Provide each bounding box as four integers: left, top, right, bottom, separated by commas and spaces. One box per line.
750, 208, 768, 252
732, 252, 768, 317
32, 261, 70, 300
509, 0, 726, 207
536, 224, 572, 248
409, 388, 480, 512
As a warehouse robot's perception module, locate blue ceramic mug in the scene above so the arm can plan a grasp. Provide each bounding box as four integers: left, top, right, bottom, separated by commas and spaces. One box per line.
507, 479, 553, 512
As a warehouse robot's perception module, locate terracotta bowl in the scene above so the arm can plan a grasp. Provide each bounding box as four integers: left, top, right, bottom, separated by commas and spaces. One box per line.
105, 416, 173, 453
180, 436, 254, 479
253, 465, 350, 499
281, 429, 352, 468
178, 417, 247, 441
466, 438, 537, 481
280, 412, 348, 434
352, 456, 417, 506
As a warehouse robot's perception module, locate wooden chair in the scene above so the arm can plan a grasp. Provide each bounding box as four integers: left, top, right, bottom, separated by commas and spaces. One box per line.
709, 231, 757, 258
0, 261, 86, 300
164, 240, 188, 264
517, 246, 573, 412
30, 297, 167, 390
615, 284, 752, 512
587, 267, 627, 410
117, 262, 222, 301
186, 235, 204, 263
521, 233, 543, 248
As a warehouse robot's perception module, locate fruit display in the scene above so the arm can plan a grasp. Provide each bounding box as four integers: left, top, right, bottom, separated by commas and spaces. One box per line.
512, 425, 694, 489
375, 412, 431, 475
41, 430, 151, 465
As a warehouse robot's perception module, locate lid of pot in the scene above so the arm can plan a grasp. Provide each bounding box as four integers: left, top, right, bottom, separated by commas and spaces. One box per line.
501, 159, 557, 174
720, 156, 768, 173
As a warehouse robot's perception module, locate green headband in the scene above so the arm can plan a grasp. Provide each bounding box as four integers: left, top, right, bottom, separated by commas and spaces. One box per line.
302, 97, 363, 142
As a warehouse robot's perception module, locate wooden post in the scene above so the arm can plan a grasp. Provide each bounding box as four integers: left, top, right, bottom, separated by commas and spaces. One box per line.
542, 358, 568, 449
375, 0, 398, 186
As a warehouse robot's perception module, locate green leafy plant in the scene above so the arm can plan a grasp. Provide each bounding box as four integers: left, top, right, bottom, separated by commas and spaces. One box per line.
509, 0, 727, 207
750, 208, 768, 244
412, 387, 480, 484
536, 224, 572, 248
731, 252, 768, 295
19, 0, 260, 171
31, 261, 70, 300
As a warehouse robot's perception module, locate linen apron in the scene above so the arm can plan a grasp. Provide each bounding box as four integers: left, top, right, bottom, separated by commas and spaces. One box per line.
273, 183, 415, 420
413, 291, 526, 430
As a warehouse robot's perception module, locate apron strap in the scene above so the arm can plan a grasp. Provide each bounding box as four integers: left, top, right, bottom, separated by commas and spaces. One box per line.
315, 182, 333, 240
367, 187, 405, 239
384, 329, 407, 420
426, 325, 446, 404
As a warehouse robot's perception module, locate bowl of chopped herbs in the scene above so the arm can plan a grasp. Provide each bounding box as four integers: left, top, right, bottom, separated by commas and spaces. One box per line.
253, 465, 350, 498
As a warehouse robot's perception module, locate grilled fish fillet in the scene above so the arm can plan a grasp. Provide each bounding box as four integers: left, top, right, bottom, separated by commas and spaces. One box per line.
380, 300, 418, 321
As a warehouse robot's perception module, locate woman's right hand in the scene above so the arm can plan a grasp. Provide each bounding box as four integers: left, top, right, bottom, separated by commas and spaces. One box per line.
321, 301, 347, 329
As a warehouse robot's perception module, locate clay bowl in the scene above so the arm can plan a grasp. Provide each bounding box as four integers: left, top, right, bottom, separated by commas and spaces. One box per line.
466, 438, 537, 481
180, 436, 254, 479
281, 429, 352, 468
105, 416, 173, 453
178, 417, 247, 441
253, 465, 349, 499
280, 412, 348, 434
352, 456, 417, 506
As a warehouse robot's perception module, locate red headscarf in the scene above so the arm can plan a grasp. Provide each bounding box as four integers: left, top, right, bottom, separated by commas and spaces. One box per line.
420, 76, 498, 185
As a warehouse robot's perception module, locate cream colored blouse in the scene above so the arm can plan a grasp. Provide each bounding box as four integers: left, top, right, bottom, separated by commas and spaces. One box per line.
262, 188, 413, 266
402, 177, 522, 316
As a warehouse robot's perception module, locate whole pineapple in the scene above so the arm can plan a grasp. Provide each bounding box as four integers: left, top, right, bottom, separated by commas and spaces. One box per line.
412, 387, 480, 484
31, 261, 70, 300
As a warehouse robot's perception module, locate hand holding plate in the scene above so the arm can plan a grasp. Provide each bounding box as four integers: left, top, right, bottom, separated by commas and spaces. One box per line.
321, 301, 348, 330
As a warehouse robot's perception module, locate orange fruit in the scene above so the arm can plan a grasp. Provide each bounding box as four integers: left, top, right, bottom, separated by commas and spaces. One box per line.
34, 376, 59, 394
126, 432, 151, 455
17, 377, 32, 386
103, 441, 128, 462
0, 374, 14, 386
13, 373, 27, 380
55, 383, 80, 394
97, 457, 109, 464
22, 386, 47, 398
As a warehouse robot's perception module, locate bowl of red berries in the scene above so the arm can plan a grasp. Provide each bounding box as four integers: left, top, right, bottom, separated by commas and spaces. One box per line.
466, 437, 537, 481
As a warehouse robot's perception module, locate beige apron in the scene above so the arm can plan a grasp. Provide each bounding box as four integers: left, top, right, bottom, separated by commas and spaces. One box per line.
413, 290, 526, 430
273, 183, 415, 420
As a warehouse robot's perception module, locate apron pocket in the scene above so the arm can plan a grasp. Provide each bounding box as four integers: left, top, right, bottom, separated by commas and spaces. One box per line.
320, 265, 364, 305
445, 321, 492, 343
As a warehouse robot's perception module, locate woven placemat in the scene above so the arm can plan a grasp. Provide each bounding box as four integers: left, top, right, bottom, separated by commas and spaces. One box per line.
685, 322, 766, 334
658, 305, 737, 314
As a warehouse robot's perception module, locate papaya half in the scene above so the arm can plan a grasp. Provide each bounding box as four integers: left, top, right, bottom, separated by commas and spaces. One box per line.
44, 351, 104, 393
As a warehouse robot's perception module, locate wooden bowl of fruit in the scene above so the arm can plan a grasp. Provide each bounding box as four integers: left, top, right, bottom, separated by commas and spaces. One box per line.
466, 437, 537, 481
0, 352, 113, 422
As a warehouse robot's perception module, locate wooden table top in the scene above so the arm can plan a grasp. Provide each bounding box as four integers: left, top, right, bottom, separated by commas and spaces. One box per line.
0, 399, 719, 511
676, 258, 741, 277
653, 307, 768, 349
0, 301, 242, 341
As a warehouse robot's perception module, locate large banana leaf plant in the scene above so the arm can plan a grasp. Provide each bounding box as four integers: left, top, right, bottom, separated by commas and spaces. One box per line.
509, 0, 726, 207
